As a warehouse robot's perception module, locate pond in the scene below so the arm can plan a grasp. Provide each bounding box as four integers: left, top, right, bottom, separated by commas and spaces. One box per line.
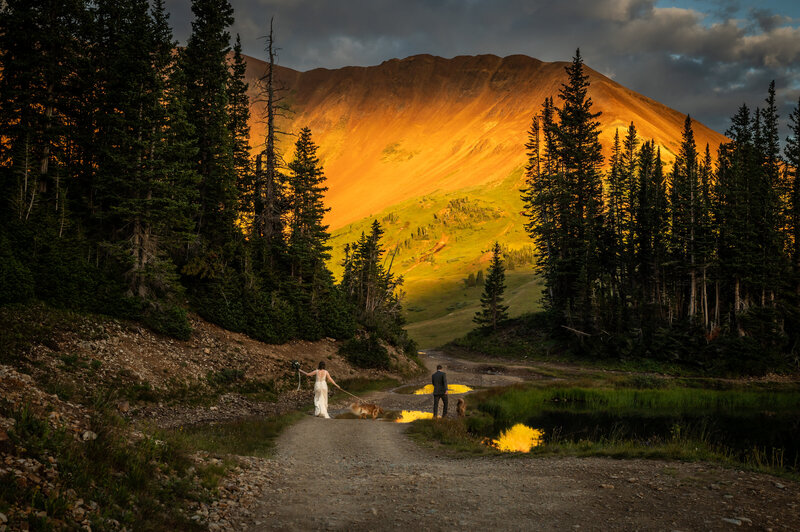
529, 410, 799, 468
477, 386, 800, 470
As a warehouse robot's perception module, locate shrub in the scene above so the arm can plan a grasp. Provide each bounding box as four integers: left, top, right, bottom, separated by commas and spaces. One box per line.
207, 368, 245, 385
0, 234, 34, 305
144, 303, 192, 340
340, 334, 391, 369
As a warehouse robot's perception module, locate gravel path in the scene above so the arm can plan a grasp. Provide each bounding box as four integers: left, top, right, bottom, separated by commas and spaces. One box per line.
213, 353, 800, 531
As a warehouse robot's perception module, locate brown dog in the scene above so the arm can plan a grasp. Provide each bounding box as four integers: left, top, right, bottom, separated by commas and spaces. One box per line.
457, 397, 466, 417
350, 402, 384, 419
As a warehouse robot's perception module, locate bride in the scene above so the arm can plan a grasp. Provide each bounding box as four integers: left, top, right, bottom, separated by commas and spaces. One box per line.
300, 361, 341, 418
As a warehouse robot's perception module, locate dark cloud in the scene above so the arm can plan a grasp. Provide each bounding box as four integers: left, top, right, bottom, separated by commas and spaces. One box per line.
164, 0, 800, 138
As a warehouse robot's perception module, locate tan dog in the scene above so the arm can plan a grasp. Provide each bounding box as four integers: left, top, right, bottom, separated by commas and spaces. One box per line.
350, 402, 384, 419
457, 397, 466, 417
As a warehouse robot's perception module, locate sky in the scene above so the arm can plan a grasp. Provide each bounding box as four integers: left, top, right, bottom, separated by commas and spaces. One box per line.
164, 0, 800, 137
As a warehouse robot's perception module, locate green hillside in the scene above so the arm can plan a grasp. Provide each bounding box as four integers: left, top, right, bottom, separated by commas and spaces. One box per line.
328, 167, 544, 347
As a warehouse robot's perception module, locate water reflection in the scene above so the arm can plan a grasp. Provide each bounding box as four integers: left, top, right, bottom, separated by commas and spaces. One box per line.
413, 384, 473, 395
395, 410, 434, 423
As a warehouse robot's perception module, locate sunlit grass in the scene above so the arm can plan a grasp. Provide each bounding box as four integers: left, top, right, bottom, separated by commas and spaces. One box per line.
327, 168, 545, 348
403, 271, 543, 348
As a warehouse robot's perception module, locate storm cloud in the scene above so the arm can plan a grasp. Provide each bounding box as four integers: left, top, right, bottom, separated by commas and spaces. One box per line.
164, 0, 800, 137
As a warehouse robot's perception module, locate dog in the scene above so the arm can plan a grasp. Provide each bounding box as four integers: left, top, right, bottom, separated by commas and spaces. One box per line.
457, 397, 466, 417
350, 402, 384, 420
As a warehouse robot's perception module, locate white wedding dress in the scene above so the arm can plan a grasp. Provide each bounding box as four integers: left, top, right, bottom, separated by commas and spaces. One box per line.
314, 373, 330, 418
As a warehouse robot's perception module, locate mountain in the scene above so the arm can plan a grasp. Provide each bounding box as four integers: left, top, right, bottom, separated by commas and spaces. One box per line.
241, 53, 728, 347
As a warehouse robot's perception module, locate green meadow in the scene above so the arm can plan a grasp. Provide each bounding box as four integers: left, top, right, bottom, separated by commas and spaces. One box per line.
329, 167, 544, 347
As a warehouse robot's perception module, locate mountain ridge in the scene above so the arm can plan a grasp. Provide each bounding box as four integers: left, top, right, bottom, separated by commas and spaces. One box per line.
242, 52, 727, 230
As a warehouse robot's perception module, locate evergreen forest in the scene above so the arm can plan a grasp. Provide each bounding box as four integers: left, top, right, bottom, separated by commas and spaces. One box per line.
519, 50, 800, 373
0, 0, 413, 360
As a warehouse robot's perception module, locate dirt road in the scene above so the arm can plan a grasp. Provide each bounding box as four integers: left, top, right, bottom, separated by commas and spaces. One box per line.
226, 353, 799, 531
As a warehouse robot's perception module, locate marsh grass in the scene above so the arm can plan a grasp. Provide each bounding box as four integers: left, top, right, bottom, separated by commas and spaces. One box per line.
477, 386, 800, 424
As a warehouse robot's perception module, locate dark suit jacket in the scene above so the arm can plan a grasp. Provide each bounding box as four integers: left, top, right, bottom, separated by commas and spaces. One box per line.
432, 370, 448, 395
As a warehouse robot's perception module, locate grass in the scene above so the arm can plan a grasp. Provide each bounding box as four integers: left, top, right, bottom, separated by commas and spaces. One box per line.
406, 418, 492, 455
475, 385, 800, 423
336, 376, 401, 395
1, 402, 208, 531
163, 412, 305, 458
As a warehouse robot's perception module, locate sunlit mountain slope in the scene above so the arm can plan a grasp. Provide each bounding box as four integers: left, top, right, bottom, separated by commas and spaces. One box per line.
241, 53, 728, 346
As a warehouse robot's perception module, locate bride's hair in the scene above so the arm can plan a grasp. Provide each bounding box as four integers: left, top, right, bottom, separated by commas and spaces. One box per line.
318, 361, 326, 370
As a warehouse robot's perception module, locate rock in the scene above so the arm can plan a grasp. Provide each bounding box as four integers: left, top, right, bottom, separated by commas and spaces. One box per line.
735, 517, 752, 524
774, 482, 785, 489
0, 512, 6, 523
82, 431, 97, 441
721, 518, 742, 526
117, 401, 130, 413
600, 484, 615, 489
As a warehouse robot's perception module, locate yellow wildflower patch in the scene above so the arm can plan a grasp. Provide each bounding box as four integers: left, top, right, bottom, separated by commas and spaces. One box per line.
485, 424, 544, 452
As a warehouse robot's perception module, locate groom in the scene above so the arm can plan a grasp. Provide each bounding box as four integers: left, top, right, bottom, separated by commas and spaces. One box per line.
432, 364, 448, 418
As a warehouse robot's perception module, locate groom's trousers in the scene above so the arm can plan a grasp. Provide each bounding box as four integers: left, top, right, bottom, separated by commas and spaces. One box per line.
433, 393, 448, 417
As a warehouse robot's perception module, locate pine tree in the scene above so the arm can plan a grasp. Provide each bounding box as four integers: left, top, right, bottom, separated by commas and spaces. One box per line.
521, 98, 559, 306
0, 0, 87, 223
694, 143, 715, 326
715, 104, 759, 330
91, 0, 167, 296
757, 81, 785, 305
180, 0, 236, 254
473, 242, 509, 330
229, 34, 253, 225
633, 140, 665, 319
340, 221, 403, 327
668, 116, 700, 320
605, 128, 624, 321
287, 127, 332, 297
553, 49, 605, 330
787, 97, 800, 295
